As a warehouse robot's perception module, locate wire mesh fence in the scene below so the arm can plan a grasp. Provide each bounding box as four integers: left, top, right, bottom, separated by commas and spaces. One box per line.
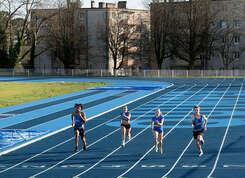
0, 68, 245, 78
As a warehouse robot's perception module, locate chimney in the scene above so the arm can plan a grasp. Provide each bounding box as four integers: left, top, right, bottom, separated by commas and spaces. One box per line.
118, 1, 127, 9
91, 0, 95, 8
106, 3, 116, 8
99, 2, 106, 8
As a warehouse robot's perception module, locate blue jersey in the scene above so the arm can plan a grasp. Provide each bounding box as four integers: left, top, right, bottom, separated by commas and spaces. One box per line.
193, 115, 204, 131
152, 115, 164, 128
74, 114, 84, 128
121, 112, 130, 121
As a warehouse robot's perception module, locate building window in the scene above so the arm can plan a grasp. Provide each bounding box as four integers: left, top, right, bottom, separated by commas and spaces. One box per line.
234, 19, 240, 28
234, 35, 240, 44
112, 12, 116, 19
123, 13, 129, 19
233, 51, 240, 59
222, 36, 226, 43
220, 21, 227, 29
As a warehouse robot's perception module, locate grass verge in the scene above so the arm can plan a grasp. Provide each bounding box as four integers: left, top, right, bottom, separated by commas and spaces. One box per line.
0, 82, 110, 108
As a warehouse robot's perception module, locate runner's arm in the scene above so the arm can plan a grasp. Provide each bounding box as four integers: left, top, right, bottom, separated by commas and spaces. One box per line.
191, 115, 194, 127
81, 112, 86, 123
203, 115, 208, 130
71, 113, 74, 127
159, 118, 164, 126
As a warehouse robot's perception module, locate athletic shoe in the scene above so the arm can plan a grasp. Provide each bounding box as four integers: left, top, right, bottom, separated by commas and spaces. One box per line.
160, 148, 163, 154
128, 134, 131, 141
121, 141, 125, 147
155, 146, 158, 152
198, 151, 203, 157
83, 144, 87, 151
74, 147, 79, 152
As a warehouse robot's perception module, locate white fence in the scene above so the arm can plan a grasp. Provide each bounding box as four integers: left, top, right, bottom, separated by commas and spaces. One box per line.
0, 68, 245, 78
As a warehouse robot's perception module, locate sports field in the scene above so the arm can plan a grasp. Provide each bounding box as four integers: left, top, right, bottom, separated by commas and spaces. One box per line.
0, 77, 244, 178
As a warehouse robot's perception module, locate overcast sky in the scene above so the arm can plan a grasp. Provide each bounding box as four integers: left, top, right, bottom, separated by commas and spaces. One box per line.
82, 0, 148, 9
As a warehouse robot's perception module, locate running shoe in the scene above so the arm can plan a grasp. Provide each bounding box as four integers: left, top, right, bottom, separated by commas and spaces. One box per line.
198, 151, 203, 157
121, 141, 125, 147
160, 147, 163, 154
83, 144, 87, 151
128, 134, 131, 141
155, 146, 158, 152
74, 147, 79, 152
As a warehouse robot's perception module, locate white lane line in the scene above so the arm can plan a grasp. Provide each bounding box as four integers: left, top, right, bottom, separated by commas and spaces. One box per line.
0, 84, 173, 157
223, 165, 245, 168
182, 165, 207, 168
0, 84, 181, 173
29, 85, 194, 178
73, 85, 209, 178
72, 125, 152, 178
161, 82, 232, 178
0, 114, 16, 117
117, 83, 224, 178
207, 79, 244, 178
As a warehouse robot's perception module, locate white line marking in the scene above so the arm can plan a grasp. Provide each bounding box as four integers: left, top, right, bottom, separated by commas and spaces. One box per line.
162, 82, 232, 178
182, 165, 207, 168
0, 85, 183, 174
118, 80, 229, 178
73, 85, 209, 178
29, 85, 193, 178
0, 114, 16, 117
101, 165, 125, 168
0, 84, 173, 157
141, 165, 166, 168
207, 79, 244, 178
223, 165, 245, 168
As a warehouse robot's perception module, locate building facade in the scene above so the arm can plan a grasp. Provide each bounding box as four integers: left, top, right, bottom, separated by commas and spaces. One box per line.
32, 0, 151, 72
150, 0, 245, 70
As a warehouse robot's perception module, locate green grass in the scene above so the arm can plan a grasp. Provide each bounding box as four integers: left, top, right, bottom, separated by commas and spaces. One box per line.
0, 82, 110, 108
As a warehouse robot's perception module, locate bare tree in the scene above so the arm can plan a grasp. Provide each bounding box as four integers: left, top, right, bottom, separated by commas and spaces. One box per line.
28, 10, 56, 68
0, 0, 48, 68
150, 1, 173, 69
45, 1, 86, 69
98, 11, 137, 71
168, 0, 213, 69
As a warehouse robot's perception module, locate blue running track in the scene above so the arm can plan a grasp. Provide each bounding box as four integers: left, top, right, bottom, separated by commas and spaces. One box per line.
0, 77, 244, 178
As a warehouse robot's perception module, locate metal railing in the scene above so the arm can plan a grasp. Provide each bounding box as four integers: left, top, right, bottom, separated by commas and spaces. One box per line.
0, 68, 245, 78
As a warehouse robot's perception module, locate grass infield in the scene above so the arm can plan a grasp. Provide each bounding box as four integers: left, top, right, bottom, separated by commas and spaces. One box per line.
0, 82, 110, 108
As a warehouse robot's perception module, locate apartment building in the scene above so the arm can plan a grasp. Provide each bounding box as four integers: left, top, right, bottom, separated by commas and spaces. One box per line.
151, 0, 245, 70
32, 0, 151, 72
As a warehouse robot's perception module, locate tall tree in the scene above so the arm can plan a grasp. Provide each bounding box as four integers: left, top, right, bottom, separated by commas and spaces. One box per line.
46, 1, 85, 69
150, 1, 173, 69
98, 11, 137, 71
169, 0, 213, 69
0, 0, 47, 68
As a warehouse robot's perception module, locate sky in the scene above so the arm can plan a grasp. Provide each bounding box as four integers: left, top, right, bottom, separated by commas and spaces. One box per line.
82, 0, 148, 10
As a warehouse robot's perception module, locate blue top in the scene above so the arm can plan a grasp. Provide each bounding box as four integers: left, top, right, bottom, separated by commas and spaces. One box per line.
121, 112, 130, 121
74, 114, 85, 128
193, 115, 204, 131
152, 115, 164, 128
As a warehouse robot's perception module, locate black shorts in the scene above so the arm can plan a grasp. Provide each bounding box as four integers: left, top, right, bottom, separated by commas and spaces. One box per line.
193, 130, 204, 139
121, 124, 131, 129
74, 127, 85, 137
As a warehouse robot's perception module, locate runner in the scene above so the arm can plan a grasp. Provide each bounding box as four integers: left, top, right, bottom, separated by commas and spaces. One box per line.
191, 105, 208, 157
120, 105, 131, 147
151, 108, 164, 154
72, 103, 87, 152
